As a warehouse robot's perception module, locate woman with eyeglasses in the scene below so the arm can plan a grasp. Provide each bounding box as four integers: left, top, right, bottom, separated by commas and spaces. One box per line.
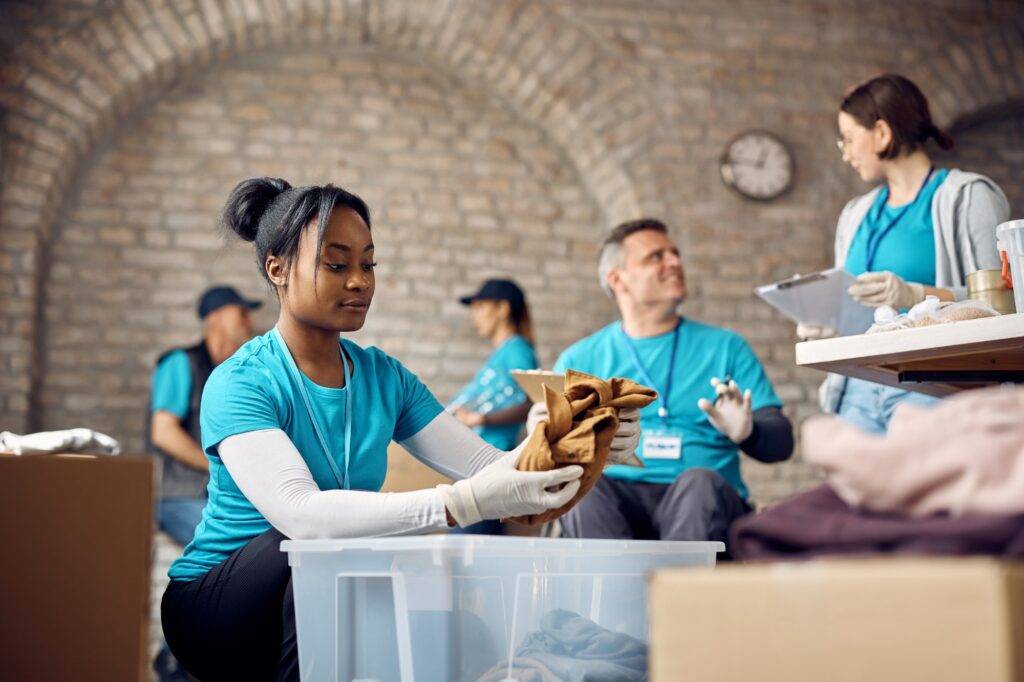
798, 74, 1010, 433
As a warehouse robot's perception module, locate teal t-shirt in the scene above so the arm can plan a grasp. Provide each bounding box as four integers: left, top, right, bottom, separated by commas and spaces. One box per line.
168, 330, 444, 581
845, 168, 949, 284
553, 319, 781, 498
449, 335, 538, 450
150, 350, 191, 418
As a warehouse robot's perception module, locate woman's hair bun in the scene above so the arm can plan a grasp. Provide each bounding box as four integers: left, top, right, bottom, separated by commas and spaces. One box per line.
221, 177, 291, 242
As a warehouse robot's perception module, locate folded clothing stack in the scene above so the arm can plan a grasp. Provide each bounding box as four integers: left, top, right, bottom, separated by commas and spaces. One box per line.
732, 386, 1024, 560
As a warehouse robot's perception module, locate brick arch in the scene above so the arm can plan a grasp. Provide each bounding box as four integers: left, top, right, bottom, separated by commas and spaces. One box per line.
909, 19, 1024, 130
0, 0, 666, 430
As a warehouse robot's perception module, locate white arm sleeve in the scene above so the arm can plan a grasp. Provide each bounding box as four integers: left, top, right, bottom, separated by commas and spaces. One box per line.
398, 410, 524, 480
218, 429, 449, 540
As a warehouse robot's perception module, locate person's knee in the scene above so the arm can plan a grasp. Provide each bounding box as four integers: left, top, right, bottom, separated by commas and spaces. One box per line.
673, 468, 725, 495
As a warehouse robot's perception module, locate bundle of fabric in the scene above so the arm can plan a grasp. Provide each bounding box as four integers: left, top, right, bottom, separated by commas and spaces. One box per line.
0, 428, 121, 456
514, 370, 656, 525
478, 608, 648, 682
806, 386, 1024, 518
730, 485, 1024, 560
731, 386, 1024, 560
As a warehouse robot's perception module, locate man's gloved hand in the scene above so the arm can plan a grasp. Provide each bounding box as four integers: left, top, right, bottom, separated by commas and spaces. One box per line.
697, 378, 754, 444
526, 403, 642, 466
608, 407, 643, 466
796, 323, 838, 341
848, 271, 925, 309
437, 450, 583, 527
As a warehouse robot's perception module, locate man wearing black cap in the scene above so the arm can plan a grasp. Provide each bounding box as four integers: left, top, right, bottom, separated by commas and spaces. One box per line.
147, 285, 261, 546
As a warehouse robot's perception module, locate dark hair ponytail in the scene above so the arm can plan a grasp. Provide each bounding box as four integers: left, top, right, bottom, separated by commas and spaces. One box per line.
840, 74, 954, 159
220, 177, 371, 286
923, 121, 954, 151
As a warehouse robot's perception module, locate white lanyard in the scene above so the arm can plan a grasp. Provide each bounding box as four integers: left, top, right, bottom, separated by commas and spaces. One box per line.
271, 327, 353, 490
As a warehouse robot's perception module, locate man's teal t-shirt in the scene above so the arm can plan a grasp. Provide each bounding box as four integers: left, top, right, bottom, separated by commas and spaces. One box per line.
150, 349, 191, 418
845, 168, 949, 284
449, 335, 538, 450
168, 330, 443, 581
553, 319, 781, 498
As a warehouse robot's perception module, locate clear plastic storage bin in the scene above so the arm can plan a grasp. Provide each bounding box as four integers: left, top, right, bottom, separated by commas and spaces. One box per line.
282, 535, 722, 681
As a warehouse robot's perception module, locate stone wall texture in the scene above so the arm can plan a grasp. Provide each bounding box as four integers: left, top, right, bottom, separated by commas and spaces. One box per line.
2, 0, 1024, 505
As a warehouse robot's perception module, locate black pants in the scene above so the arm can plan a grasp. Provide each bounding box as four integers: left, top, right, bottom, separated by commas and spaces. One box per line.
560, 468, 751, 558
161, 528, 299, 681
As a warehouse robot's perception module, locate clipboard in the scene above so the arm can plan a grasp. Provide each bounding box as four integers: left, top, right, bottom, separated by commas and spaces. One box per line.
510, 370, 564, 403
755, 268, 875, 336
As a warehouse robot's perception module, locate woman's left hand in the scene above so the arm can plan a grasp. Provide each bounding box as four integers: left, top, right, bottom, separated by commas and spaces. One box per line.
454, 408, 485, 428
848, 271, 925, 309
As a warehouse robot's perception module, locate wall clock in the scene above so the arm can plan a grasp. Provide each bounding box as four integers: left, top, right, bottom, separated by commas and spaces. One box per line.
719, 130, 794, 201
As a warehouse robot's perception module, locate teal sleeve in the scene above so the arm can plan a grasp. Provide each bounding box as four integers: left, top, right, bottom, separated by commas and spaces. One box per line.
150, 350, 192, 419
391, 359, 444, 441
552, 349, 572, 374
199, 365, 282, 457
496, 341, 538, 372
728, 336, 782, 410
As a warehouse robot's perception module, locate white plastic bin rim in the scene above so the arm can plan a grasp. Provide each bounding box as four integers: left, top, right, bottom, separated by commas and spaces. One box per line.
281, 535, 724, 555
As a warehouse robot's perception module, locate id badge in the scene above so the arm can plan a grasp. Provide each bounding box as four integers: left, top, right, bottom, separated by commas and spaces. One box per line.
642, 429, 683, 460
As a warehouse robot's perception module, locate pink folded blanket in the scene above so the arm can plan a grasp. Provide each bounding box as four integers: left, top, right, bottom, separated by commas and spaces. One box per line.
802, 386, 1024, 517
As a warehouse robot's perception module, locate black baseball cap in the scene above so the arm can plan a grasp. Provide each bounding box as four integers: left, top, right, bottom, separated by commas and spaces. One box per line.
197, 285, 262, 319
459, 279, 526, 311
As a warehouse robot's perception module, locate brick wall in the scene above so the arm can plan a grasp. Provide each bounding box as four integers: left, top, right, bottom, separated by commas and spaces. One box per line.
2, 0, 1023, 505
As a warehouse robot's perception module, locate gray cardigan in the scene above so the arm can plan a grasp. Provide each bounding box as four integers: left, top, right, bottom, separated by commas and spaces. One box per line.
819, 169, 1011, 413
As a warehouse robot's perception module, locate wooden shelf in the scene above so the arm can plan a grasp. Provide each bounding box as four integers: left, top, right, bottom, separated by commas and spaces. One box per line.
795, 313, 1024, 396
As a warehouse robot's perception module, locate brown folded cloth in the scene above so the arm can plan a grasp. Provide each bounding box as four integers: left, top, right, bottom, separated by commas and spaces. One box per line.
513, 369, 656, 525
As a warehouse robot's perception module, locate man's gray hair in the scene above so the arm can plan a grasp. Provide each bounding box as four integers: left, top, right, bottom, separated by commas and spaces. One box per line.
596, 218, 670, 298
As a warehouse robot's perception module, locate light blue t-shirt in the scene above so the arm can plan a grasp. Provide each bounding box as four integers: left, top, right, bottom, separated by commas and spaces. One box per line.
553, 319, 781, 498
845, 168, 949, 285
150, 350, 191, 419
168, 330, 443, 581
449, 335, 538, 450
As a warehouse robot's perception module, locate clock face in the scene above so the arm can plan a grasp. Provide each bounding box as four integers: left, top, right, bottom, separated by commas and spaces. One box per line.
720, 131, 794, 201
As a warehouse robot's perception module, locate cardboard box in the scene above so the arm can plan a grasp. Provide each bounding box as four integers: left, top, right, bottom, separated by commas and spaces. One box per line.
649, 559, 1024, 682
0, 454, 154, 681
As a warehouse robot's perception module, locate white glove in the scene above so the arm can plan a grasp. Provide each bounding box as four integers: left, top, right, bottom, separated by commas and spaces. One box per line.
437, 450, 583, 527
796, 323, 837, 341
526, 401, 548, 435
848, 271, 925, 309
697, 378, 753, 444
526, 403, 642, 466
0, 428, 121, 456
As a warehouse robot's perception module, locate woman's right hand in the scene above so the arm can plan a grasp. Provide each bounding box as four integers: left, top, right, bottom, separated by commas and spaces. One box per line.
796, 323, 838, 341
438, 450, 582, 526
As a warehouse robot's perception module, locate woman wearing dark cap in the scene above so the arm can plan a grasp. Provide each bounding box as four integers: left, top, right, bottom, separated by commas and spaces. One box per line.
449, 279, 539, 534
798, 74, 1010, 433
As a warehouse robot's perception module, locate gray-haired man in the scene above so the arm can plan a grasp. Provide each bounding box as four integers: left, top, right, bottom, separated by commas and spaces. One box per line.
532, 218, 793, 552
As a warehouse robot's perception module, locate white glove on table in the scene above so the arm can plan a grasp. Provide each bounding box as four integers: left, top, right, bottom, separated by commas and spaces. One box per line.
0, 428, 121, 456
697, 378, 754, 444
796, 323, 837, 341
848, 271, 925, 309
526, 403, 643, 466
437, 450, 582, 527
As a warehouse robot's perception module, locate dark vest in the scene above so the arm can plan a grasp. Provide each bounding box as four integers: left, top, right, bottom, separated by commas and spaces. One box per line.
145, 341, 215, 499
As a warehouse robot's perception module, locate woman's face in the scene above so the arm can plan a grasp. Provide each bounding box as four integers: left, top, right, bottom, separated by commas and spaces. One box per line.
273, 206, 375, 333
469, 299, 509, 339
837, 111, 888, 183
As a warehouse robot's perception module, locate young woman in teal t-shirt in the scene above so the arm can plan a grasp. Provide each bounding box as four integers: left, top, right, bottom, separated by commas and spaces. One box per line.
158, 178, 639, 680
